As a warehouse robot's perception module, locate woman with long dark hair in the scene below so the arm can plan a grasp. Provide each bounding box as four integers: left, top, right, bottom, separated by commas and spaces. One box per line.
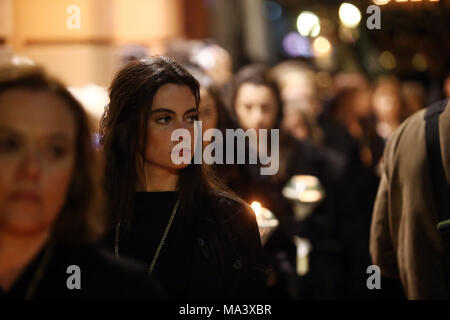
0, 65, 163, 300
228, 64, 350, 299
99, 56, 267, 299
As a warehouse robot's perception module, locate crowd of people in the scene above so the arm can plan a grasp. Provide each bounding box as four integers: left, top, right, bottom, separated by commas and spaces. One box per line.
0, 41, 449, 300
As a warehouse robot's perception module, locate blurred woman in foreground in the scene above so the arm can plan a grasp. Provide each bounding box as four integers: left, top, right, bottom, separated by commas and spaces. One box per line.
0, 65, 163, 299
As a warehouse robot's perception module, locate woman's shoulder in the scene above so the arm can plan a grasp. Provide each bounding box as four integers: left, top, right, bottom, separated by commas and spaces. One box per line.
210, 191, 255, 224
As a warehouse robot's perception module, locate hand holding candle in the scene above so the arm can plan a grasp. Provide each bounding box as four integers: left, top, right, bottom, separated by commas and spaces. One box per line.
251, 201, 279, 246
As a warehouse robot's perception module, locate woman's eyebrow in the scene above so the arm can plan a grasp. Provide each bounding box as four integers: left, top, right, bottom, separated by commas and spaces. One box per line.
184, 108, 198, 115
150, 108, 175, 115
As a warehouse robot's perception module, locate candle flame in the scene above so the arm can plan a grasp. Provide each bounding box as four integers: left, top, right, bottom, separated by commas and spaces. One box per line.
251, 201, 262, 216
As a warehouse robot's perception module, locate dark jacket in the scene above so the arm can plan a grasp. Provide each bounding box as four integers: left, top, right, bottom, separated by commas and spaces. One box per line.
103, 192, 269, 300
0, 241, 165, 300
189, 194, 269, 299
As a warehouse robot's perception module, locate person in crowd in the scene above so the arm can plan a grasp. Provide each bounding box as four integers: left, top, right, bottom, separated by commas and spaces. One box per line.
228, 64, 351, 299
319, 82, 386, 298
371, 76, 407, 141
270, 60, 321, 119
0, 64, 164, 300
99, 56, 268, 299
282, 101, 324, 145
370, 98, 450, 299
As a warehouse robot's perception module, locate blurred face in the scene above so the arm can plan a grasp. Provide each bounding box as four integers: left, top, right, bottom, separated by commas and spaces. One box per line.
372, 88, 401, 123
352, 88, 372, 119
282, 106, 310, 141
144, 83, 198, 171
235, 83, 279, 131
0, 89, 76, 235
199, 88, 218, 131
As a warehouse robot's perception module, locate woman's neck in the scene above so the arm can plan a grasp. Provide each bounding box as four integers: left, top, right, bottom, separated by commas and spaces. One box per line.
140, 162, 179, 192
0, 229, 50, 291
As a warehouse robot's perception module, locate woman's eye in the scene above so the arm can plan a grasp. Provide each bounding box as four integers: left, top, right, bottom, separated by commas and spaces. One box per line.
0, 137, 20, 153
47, 145, 68, 159
245, 104, 252, 111
186, 114, 199, 123
156, 116, 171, 124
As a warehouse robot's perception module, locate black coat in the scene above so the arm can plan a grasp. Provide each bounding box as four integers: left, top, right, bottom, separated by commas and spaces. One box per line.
103, 191, 269, 300
0, 241, 165, 300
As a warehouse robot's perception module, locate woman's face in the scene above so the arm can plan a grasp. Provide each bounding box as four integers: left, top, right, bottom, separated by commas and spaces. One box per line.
235, 83, 279, 131
372, 88, 401, 123
199, 88, 218, 131
0, 89, 76, 235
144, 83, 198, 172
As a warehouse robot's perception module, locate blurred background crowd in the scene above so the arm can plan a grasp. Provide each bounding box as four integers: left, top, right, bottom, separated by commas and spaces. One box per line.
1, 0, 449, 299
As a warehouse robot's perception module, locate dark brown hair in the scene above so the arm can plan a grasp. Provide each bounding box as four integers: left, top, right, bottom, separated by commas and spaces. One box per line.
230, 64, 295, 185
230, 64, 284, 128
0, 64, 106, 243
99, 56, 245, 240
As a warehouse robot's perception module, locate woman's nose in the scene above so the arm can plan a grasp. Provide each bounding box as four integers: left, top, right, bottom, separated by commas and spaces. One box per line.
19, 150, 41, 182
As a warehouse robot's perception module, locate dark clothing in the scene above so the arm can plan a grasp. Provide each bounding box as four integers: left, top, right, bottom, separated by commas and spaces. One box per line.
319, 115, 385, 299
108, 191, 268, 300
265, 138, 349, 299
119, 192, 193, 299
0, 241, 164, 300
217, 133, 350, 299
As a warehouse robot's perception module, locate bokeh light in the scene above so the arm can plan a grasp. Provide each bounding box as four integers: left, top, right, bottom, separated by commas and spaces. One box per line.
412, 53, 427, 71
283, 32, 312, 57
339, 3, 361, 28
264, 1, 282, 21
372, 0, 390, 4
379, 51, 396, 70
313, 36, 331, 56
297, 11, 321, 37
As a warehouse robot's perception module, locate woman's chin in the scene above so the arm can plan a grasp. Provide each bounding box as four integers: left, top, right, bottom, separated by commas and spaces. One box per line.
0, 211, 52, 236
0, 221, 51, 236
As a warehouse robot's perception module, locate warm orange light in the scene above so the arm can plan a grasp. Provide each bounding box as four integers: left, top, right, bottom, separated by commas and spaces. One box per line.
372, 0, 390, 4
251, 201, 262, 216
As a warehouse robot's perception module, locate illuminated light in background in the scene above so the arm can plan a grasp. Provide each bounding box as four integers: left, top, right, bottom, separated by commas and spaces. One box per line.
412, 53, 428, 71
379, 51, 396, 70
372, 0, 439, 3
338, 3, 361, 28
264, 1, 282, 21
372, 0, 390, 4
296, 11, 321, 37
313, 36, 331, 56
11, 55, 35, 66
282, 32, 312, 57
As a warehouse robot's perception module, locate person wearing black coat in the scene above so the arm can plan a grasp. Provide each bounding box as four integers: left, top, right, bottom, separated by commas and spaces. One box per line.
99, 56, 268, 299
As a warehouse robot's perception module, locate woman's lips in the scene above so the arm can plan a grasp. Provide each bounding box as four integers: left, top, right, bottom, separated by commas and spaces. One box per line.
9, 191, 42, 203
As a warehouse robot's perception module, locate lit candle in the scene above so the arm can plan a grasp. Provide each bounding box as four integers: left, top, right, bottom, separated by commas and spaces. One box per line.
250, 201, 279, 245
